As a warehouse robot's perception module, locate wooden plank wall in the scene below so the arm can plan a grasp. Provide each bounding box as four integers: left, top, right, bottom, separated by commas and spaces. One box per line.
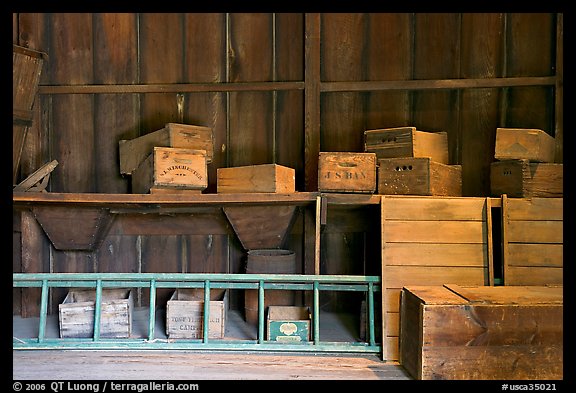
13, 13, 560, 317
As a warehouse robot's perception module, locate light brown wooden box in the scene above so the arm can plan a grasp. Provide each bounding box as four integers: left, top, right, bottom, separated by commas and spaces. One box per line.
364, 127, 449, 164
217, 164, 295, 193
400, 285, 563, 380
377, 157, 462, 196
58, 288, 133, 338
494, 128, 556, 163
318, 152, 377, 193
13, 45, 47, 183
166, 289, 227, 339
131, 147, 208, 194
119, 123, 214, 175
490, 159, 563, 198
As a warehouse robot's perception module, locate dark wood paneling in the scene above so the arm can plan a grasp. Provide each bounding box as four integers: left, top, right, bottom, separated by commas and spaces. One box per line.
185, 235, 228, 273
460, 13, 504, 196
51, 250, 96, 314
141, 235, 182, 307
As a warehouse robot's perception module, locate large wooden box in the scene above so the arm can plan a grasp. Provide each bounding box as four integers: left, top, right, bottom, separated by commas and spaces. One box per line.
131, 147, 208, 194
13, 44, 47, 183
377, 157, 462, 196
364, 127, 449, 164
166, 288, 227, 339
490, 159, 563, 198
494, 128, 556, 163
267, 306, 311, 342
119, 123, 214, 175
58, 288, 133, 338
400, 285, 563, 380
217, 164, 295, 193
318, 152, 376, 193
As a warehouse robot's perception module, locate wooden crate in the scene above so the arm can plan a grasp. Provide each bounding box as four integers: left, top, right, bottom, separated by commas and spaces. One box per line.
364, 127, 449, 164
217, 164, 295, 193
490, 159, 563, 198
494, 128, 556, 163
58, 288, 133, 338
13, 44, 47, 183
119, 123, 214, 175
502, 196, 563, 285
380, 196, 493, 361
166, 288, 227, 339
377, 157, 462, 196
267, 306, 311, 342
131, 147, 208, 194
400, 284, 563, 380
318, 152, 376, 193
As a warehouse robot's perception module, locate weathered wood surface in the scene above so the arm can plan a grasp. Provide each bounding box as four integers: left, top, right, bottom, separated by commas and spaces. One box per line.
490, 161, 563, 198
494, 128, 556, 162
318, 152, 377, 193
217, 164, 296, 193
365, 128, 449, 164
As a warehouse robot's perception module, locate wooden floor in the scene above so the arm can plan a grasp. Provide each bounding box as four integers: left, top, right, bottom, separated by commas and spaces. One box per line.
13, 307, 412, 381
12, 350, 412, 380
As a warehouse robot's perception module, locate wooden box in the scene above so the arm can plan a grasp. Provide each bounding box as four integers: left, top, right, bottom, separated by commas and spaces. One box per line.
267, 306, 311, 342
131, 147, 208, 194
364, 127, 449, 164
377, 157, 462, 196
58, 288, 133, 338
13, 44, 47, 183
318, 152, 376, 193
166, 288, 227, 339
119, 123, 214, 175
400, 285, 563, 380
494, 128, 556, 163
490, 159, 563, 198
217, 164, 295, 193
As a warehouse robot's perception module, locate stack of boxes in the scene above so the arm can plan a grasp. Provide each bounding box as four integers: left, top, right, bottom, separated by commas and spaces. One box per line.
119, 123, 214, 194
490, 128, 563, 198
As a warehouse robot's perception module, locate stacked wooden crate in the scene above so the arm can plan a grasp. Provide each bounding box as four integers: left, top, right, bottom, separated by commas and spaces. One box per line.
317, 152, 377, 193
364, 126, 462, 196
490, 128, 562, 198
119, 123, 214, 194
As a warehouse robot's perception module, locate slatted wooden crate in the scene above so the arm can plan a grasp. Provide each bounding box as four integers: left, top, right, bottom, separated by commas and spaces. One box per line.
131, 147, 208, 194
400, 284, 563, 380
380, 196, 493, 361
364, 127, 449, 164
318, 152, 377, 193
13, 44, 47, 183
217, 164, 295, 193
494, 128, 556, 163
166, 288, 227, 339
502, 196, 563, 285
490, 159, 563, 198
119, 122, 214, 175
377, 157, 462, 196
58, 288, 133, 338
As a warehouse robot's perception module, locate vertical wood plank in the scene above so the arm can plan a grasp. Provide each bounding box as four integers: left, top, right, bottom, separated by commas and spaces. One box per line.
49, 13, 95, 192
505, 13, 554, 133
304, 13, 321, 192
554, 13, 562, 163
141, 236, 182, 307
93, 13, 139, 193
321, 13, 366, 153
139, 13, 183, 132
412, 13, 461, 165
228, 13, 274, 167
460, 13, 504, 196
365, 13, 412, 129
13, 211, 22, 316
183, 13, 227, 193
185, 235, 228, 273
52, 251, 96, 314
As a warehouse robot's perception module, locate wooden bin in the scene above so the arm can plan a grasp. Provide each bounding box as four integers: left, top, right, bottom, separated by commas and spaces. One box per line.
119, 123, 214, 175
364, 127, 449, 164
131, 147, 208, 194
494, 128, 556, 163
217, 164, 295, 193
318, 152, 377, 193
377, 157, 462, 196
490, 159, 563, 198
58, 288, 133, 338
166, 288, 227, 339
13, 44, 47, 183
267, 306, 311, 342
400, 285, 563, 380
